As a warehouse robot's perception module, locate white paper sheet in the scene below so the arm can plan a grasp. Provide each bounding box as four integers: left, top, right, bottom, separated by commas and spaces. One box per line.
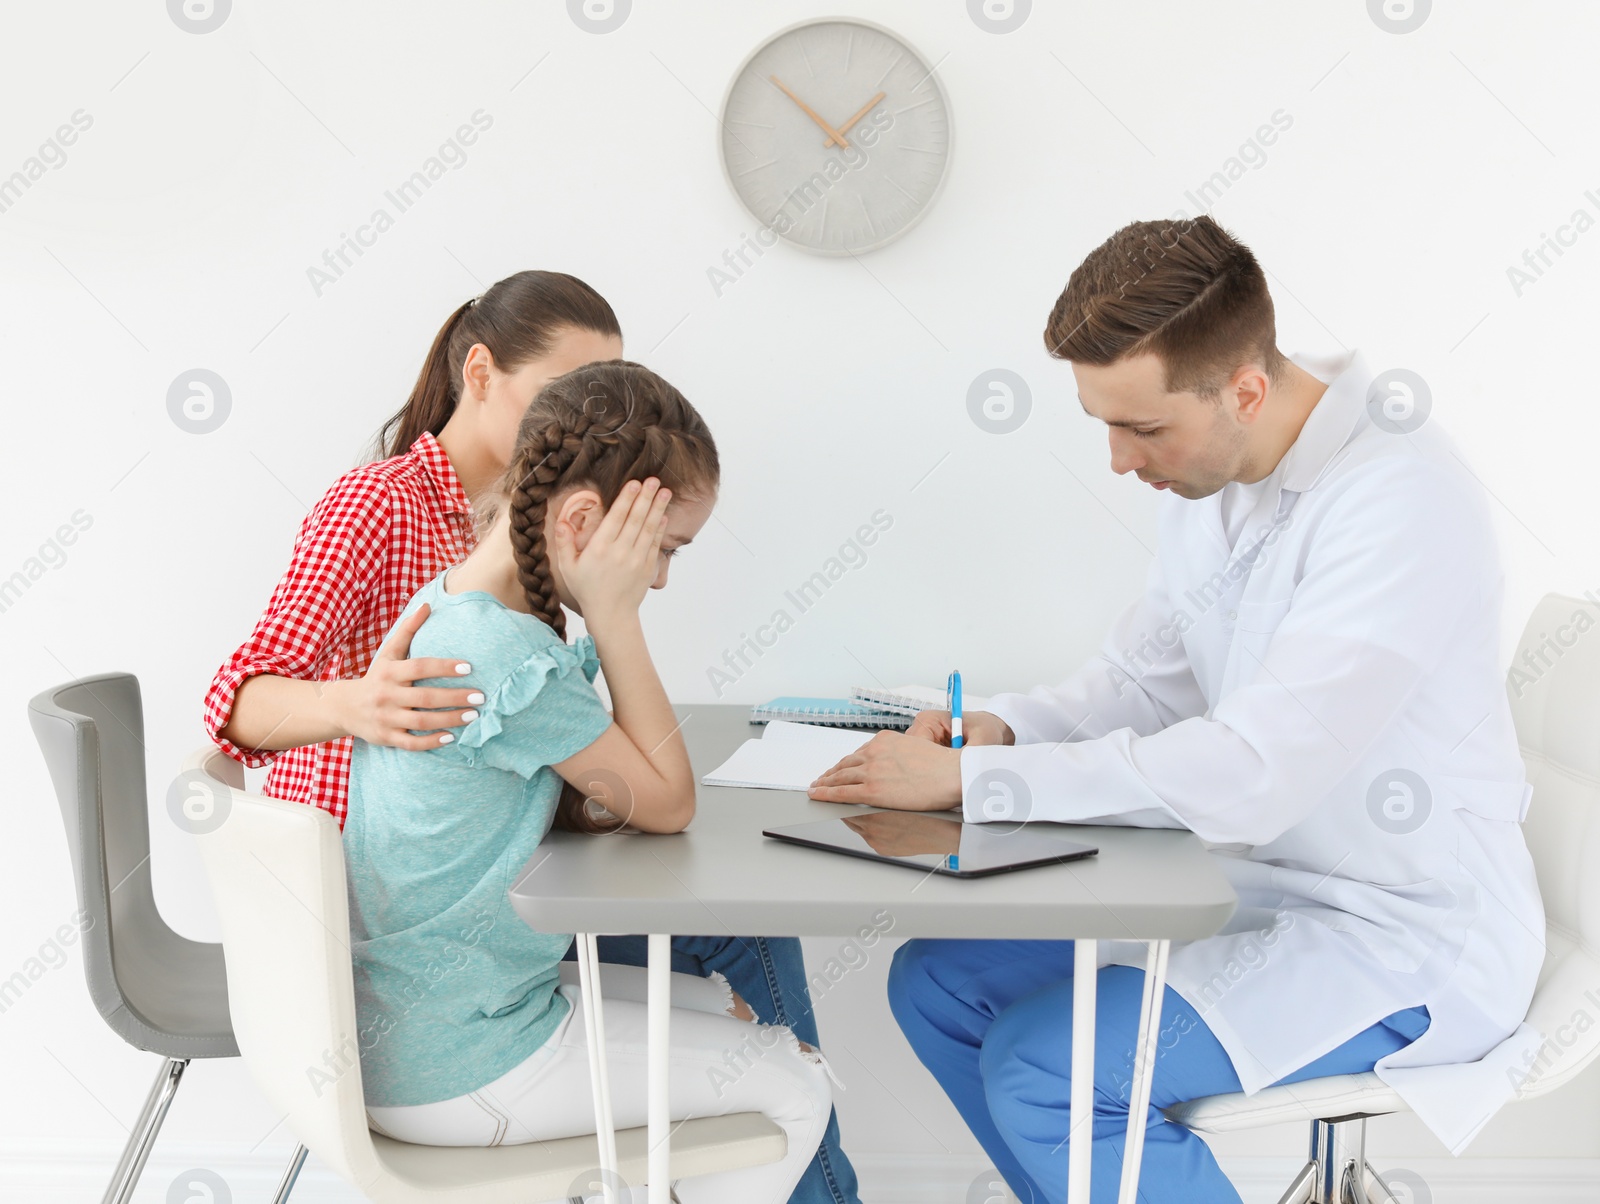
700, 720, 873, 791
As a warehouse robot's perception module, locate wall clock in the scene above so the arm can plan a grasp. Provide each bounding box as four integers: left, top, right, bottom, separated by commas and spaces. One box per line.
718, 19, 953, 255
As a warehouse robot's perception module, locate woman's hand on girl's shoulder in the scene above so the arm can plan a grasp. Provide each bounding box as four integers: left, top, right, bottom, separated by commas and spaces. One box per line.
334, 603, 488, 750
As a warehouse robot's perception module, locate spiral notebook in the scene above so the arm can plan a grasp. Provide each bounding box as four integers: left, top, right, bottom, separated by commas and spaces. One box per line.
749, 696, 913, 730
849, 683, 991, 717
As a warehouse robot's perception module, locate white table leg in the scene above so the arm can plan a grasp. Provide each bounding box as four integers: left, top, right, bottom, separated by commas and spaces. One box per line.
576, 933, 621, 1204
1117, 940, 1171, 1204
647, 933, 671, 1204
1068, 939, 1098, 1204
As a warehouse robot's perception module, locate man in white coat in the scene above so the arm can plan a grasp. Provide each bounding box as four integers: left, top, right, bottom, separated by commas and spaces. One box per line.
807, 215, 1545, 1203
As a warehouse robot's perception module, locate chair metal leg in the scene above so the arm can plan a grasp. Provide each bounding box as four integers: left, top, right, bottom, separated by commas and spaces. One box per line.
1331, 1118, 1372, 1204
1340, 1162, 1374, 1204
1363, 1161, 1401, 1204
101, 1057, 188, 1204
1281, 1116, 1378, 1204
271, 1144, 309, 1203
1275, 1160, 1317, 1204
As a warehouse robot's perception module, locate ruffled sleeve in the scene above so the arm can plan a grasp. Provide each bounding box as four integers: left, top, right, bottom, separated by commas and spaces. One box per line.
453, 634, 611, 778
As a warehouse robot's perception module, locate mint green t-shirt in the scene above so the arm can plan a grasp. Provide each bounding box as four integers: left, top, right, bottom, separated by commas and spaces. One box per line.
344, 570, 613, 1108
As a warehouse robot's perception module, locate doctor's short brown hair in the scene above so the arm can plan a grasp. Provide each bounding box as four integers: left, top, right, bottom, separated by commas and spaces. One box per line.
1044, 215, 1287, 399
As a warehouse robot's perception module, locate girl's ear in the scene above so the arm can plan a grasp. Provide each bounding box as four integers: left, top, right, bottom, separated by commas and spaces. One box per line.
554, 488, 604, 549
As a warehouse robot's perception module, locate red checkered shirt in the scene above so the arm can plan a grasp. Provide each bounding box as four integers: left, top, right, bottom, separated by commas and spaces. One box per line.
202, 431, 477, 828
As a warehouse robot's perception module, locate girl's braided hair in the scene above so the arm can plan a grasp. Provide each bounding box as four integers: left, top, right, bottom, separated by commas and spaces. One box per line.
478, 359, 719, 833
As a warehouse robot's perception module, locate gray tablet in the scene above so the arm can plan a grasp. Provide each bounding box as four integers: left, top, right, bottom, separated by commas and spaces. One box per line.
762, 811, 1098, 879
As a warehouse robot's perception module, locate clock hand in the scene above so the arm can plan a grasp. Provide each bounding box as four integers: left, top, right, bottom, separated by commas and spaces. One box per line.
769, 75, 851, 149
833, 91, 887, 142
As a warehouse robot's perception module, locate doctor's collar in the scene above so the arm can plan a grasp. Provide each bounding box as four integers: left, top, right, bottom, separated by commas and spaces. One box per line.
1272, 349, 1369, 495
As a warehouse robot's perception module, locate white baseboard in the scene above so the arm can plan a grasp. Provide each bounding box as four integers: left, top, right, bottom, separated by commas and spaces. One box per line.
865, 1154, 1600, 1203
4, 1141, 1597, 1202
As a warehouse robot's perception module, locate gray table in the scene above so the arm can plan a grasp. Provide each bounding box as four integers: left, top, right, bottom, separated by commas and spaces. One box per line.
508, 704, 1238, 1204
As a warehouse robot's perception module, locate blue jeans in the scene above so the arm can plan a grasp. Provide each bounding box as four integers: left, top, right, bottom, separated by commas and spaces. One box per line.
563, 934, 860, 1204
888, 938, 1430, 1204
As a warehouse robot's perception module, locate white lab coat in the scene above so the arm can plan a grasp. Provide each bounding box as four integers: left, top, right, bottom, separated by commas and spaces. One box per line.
960, 349, 1545, 1154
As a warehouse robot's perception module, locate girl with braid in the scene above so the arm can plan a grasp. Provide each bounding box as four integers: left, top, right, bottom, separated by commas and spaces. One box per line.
203, 275, 858, 1202
343, 361, 836, 1201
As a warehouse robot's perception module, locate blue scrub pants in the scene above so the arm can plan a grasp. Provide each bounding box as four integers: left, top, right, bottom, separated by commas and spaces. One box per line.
888, 938, 1430, 1204
564, 933, 860, 1204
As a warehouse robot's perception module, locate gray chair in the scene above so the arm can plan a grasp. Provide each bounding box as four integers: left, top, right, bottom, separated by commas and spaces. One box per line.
28, 672, 307, 1204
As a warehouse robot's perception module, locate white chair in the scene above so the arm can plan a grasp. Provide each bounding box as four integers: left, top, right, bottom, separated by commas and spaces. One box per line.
182, 744, 786, 1202
1162, 593, 1600, 1203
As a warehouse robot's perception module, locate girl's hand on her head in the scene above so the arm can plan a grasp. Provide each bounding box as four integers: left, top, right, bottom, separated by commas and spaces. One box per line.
330, 603, 487, 750
552, 477, 671, 626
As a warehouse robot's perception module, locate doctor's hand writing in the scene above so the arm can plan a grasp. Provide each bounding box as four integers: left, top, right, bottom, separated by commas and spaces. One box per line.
807, 730, 963, 811
904, 708, 1015, 748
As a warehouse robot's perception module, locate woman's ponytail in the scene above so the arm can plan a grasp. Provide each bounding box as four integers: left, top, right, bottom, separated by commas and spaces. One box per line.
371, 299, 474, 462
364, 272, 622, 465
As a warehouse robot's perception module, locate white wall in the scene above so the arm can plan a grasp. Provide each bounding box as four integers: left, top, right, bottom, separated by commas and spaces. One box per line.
4, 0, 1599, 1199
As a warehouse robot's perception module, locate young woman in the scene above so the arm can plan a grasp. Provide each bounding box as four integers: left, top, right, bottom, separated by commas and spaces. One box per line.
346, 362, 835, 1202
204, 270, 624, 815
202, 272, 860, 1203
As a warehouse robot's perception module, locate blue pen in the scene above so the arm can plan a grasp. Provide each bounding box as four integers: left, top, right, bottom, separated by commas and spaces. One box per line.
947, 669, 963, 749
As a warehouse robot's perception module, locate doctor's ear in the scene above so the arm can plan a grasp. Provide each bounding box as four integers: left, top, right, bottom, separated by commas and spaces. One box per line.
1229, 364, 1273, 423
